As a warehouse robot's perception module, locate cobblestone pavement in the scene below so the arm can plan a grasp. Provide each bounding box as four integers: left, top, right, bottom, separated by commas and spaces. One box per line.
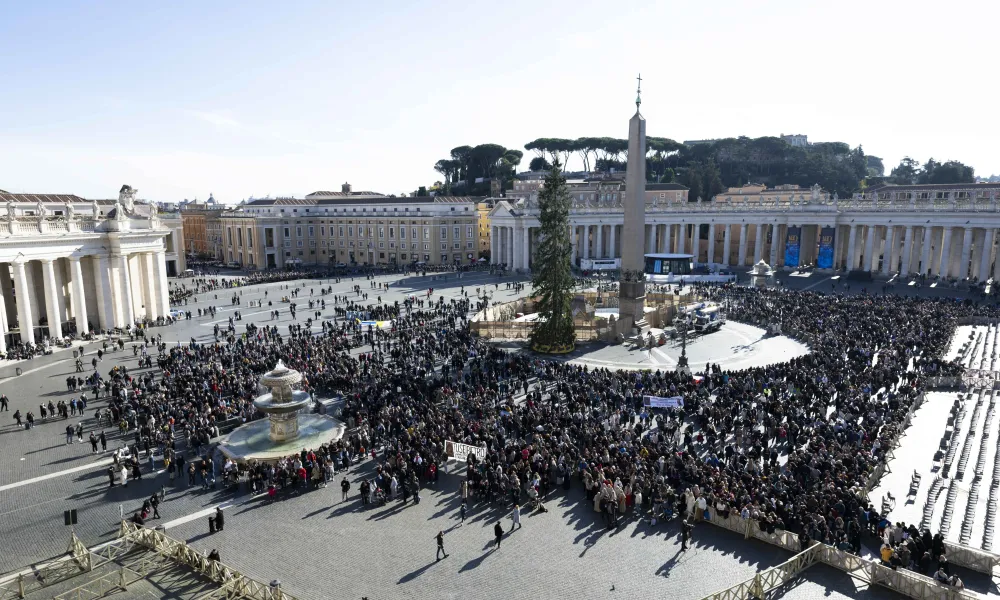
0, 271, 988, 599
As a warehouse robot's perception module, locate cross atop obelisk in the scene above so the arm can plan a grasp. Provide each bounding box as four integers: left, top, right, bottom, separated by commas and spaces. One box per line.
636, 73, 642, 109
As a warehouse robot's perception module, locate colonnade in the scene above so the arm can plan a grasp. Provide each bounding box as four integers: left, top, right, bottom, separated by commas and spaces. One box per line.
0, 250, 170, 352
490, 218, 1000, 283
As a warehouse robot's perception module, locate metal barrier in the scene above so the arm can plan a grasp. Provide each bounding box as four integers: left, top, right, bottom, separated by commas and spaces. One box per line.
116, 521, 295, 600
699, 508, 981, 600
0, 533, 91, 600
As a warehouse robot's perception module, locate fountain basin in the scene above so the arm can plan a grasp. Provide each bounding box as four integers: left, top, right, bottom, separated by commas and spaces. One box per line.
218, 413, 345, 463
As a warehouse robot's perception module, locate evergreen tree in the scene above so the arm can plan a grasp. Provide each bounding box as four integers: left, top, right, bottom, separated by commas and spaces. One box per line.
529, 161, 575, 353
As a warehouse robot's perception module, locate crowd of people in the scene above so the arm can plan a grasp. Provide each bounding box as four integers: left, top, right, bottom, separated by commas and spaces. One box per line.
17, 272, 992, 588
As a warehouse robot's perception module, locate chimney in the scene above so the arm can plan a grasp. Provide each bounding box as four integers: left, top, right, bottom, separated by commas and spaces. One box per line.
342, 182, 352, 194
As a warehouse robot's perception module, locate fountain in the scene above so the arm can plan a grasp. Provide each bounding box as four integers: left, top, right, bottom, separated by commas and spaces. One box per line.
218, 360, 344, 463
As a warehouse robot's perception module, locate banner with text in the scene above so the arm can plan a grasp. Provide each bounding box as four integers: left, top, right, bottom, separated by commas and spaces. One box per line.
643, 395, 685, 409
817, 227, 836, 269
784, 226, 801, 268
445, 440, 487, 462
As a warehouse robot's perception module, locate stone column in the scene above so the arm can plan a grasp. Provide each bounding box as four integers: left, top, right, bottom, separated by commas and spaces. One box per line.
595, 225, 604, 259
11, 260, 33, 344
938, 227, 953, 277
609, 224, 617, 259
490, 226, 497, 263
900, 226, 913, 277
882, 225, 895, 275
707, 224, 716, 265
754, 223, 765, 263
846, 225, 858, 271
0, 290, 7, 353
40, 258, 63, 339
154, 250, 170, 316
507, 227, 514, 267
661, 224, 672, 254
958, 227, 974, 280
677, 224, 686, 255
738, 223, 749, 267
142, 252, 159, 319
646, 224, 656, 255
569, 224, 577, 265
769, 224, 780, 267
582, 225, 590, 260
68, 257, 88, 332
691, 222, 700, 262
920, 226, 933, 276
117, 254, 135, 327
722, 224, 732, 267
979, 229, 995, 282
863, 225, 876, 271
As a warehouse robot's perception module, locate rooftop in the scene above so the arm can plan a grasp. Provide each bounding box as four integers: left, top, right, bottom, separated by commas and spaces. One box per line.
246, 196, 483, 207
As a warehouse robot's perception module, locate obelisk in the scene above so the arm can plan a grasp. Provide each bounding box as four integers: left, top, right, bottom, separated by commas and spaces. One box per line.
618, 74, 647, 331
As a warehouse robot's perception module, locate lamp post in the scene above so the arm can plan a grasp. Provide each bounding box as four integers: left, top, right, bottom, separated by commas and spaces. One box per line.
676, 314, 691, 376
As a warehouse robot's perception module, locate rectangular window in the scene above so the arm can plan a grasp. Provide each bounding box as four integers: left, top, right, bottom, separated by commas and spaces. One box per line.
296, 226, 302, 237
237, 229, 242, 246
424, 227, 430, 240
308, 226, 314, 237
467, 226, 473, 238
441, 254, 448, 263
378, 227, 384, 239
441, 243, 447, 251
338, 226, 344, 237
283, 227, 290, 237
454, 226, 460, 238
284, 241, 291, 248
467, 241, 474, 249
453, 242, 460, 249
339, 241, 345, 247
400, 228, 406, 239
247, 230, 253, 247
441, 226, 447, 239
423, 243, 429, 250
265, 229, 275, 247
228, 230, 233, 245
296, 240, 303, 248
389, 227, 395, 238
389, 242, 395, 249
367, 227, 373, 237
348, 226, 354, 237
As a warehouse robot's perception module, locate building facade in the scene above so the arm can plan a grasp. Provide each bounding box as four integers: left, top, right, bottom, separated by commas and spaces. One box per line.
490, 182, 1000, 281
222, 195, 484, 268
180, 202, 226, 260
159, 212, 187, 276
0, 188, 173, 350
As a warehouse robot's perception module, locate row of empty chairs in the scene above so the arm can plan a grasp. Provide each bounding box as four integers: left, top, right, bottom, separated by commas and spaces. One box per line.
960, 391, 996, 544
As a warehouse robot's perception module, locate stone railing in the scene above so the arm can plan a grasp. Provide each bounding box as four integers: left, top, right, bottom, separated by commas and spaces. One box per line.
513, 198, 1000, 217
0, 216, 162, 236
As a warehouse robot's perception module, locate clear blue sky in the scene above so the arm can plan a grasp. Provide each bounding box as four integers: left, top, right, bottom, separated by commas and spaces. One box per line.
1, 0, 995, 203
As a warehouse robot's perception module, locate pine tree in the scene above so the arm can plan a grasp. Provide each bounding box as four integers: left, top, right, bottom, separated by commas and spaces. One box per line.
529, 161, 576, 353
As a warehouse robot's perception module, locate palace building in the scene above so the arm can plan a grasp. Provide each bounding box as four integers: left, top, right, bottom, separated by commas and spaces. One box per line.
0, 186, 177, 351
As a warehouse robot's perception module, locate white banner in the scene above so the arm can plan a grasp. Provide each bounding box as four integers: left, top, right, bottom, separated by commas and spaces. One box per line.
445, 440, 487, 462
643, 395, 684, 409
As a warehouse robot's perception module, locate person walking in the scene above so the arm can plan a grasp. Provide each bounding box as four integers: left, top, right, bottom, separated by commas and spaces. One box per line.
460, 500, 467, 524
341, 477, 351, 502
681, 519, 693, 551
100, 431, 107, 452
150, 494, 161, 519
0, 394, 8, 411
509, 504, 521, 532
214, 507, 224, 531
493, 521, 504, 550
435, 531, 448, 561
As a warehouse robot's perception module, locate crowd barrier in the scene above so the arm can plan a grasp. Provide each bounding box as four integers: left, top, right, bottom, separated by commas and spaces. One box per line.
700, 507, 981, 599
